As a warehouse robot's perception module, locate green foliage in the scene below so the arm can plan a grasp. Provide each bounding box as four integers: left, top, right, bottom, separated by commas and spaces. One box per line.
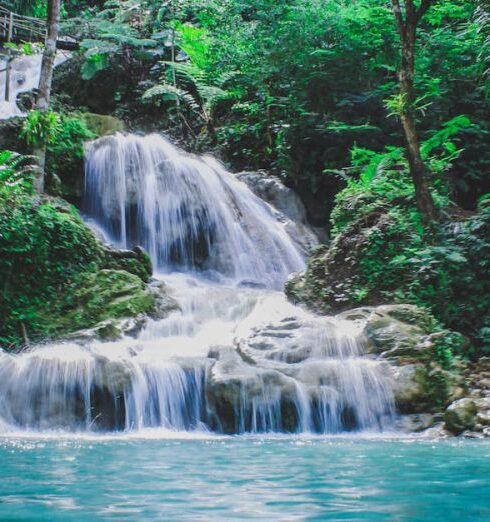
0, 150, 35, 201
324, 133, 490, 358
75, 0, 161, 81
19, 111, 97, 196
331, 116, 474, 234
0, 155, 153, 349
21, 110, 61, 147
45, 114, 96, 194
143, 60, 235, 128
42, 0, 485, 223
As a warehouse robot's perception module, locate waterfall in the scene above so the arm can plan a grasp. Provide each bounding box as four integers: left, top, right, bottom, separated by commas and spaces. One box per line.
0, 133, 396, 435
0, 52, 67, 120
84, 133, 307, 289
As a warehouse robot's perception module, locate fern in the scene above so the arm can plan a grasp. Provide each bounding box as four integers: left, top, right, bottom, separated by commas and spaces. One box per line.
143, 84, 201, 112
0, 151, 35, 200
143, 60, 237, 124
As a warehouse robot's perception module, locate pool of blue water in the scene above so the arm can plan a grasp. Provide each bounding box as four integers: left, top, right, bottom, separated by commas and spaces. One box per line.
0, 434, 489, 521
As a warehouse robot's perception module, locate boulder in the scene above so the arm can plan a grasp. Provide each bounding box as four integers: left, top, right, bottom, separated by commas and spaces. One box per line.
148, 280, 181, 320
236, 171, 319, 257
286, 211, 392, 312
395, 413, 438, 433
333, 304, 466, 416
80, 113, 125, 137
0, 118, 27, 154
102, 245, 153, 283
444, 398, 478, 435
236, 171, 308, 224
53, 269, 156, 337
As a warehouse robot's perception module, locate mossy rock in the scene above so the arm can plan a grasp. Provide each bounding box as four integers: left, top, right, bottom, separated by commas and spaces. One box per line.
0, 118, 28, 154
0, 192, 155, 348
102, 246, 152, 283
80, 113, 125, 137
393, 364, 461, 414
59, 269, 155, 330
443, 398, 477, 435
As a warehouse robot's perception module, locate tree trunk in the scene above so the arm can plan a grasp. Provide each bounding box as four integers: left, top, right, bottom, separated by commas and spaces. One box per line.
392, 0, 438, 223
34, 0, 61, 193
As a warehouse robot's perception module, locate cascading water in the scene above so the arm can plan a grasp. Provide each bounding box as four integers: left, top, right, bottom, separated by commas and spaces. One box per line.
84, 133, 309, 288
0, 133, 396, 435
0, 52, 67, 120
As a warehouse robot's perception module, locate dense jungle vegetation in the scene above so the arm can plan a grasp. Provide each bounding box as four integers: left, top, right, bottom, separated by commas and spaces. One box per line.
0, 0, 489, 358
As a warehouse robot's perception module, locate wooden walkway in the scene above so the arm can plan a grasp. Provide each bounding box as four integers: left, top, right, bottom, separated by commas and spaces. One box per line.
0, 6, 78, 51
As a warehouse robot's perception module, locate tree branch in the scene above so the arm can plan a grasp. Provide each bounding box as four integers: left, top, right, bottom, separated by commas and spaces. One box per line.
416, 0, 435, 21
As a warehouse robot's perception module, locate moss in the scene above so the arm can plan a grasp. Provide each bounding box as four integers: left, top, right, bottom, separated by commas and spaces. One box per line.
288, 200, 490, 358
0, 192, 154, 349
80, 113, 125, 137
384, 305, 439, 333
103, 246, 152, 283
413, 366, 453, 412
42, 270, 155, 335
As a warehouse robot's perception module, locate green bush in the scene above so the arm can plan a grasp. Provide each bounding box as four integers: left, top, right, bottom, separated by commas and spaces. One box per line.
325, 138, 490, 357
20, 111, 97, 198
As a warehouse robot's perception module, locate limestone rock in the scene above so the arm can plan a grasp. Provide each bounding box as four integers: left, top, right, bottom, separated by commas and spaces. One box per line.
286, 211, 392, 312
395, 413, 438, 433
80, 113, 125, 137
102, 245, 153, 282
443, 398, 478, 435
236, 171, 308, 224
391, 364, 430, 413
57, 269, 156, 335
148, 280, 181, 320
236, 171, 319, 256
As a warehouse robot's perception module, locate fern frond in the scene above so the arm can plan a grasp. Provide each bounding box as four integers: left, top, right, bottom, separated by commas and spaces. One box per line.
142, 83, 200, 112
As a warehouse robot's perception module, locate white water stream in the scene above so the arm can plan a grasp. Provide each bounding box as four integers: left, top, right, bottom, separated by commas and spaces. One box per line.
0, 134, 395, 435
0, 52, 67, 119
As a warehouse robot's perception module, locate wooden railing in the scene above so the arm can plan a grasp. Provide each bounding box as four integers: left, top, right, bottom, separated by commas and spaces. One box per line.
0, 6, 78, 49
0, 6, 47, 44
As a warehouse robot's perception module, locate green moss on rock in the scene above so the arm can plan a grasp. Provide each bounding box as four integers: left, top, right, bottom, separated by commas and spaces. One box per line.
80, 113, 125, 137
46, 270, 155, 334
0, 191, 154, 349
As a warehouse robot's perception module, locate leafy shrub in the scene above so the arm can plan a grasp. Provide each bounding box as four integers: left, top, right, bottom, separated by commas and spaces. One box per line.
20, 111, 61, 147
45, 114, 96, 195
20, 111, 97, 197
291, 115, 489, 358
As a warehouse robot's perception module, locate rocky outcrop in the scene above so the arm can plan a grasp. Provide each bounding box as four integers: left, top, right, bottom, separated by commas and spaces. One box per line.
339, 305, 466, 416
64, 279, 180, 342
336, 304, 490, 437
0, 118, 27, 154
443, 398, 477, 435
441, 358, 490, 437
236, 171, 309, 225
102, 245, 153, 283
286, 211, 392, 313
0, 191, 161, 348
236, 170, 319, 256
80, 113, 125, 137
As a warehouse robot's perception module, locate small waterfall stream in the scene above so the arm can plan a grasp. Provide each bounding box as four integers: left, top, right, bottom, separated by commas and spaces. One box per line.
0, 134, 395, 435
0, 52, 67, 120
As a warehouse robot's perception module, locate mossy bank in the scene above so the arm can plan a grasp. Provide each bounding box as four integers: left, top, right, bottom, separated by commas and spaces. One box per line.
0, 186, 155, 349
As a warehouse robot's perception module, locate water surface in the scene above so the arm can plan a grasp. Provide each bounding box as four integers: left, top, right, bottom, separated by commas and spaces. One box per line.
1, 435, 488, 521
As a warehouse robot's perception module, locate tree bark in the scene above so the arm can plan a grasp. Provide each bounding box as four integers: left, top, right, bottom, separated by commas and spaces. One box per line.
34, 0, 61, 193
391, 0, 438, 223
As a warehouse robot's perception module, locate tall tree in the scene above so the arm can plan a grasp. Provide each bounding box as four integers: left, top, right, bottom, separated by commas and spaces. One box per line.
34, 0, 61, 193
391, 0, 437, 223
